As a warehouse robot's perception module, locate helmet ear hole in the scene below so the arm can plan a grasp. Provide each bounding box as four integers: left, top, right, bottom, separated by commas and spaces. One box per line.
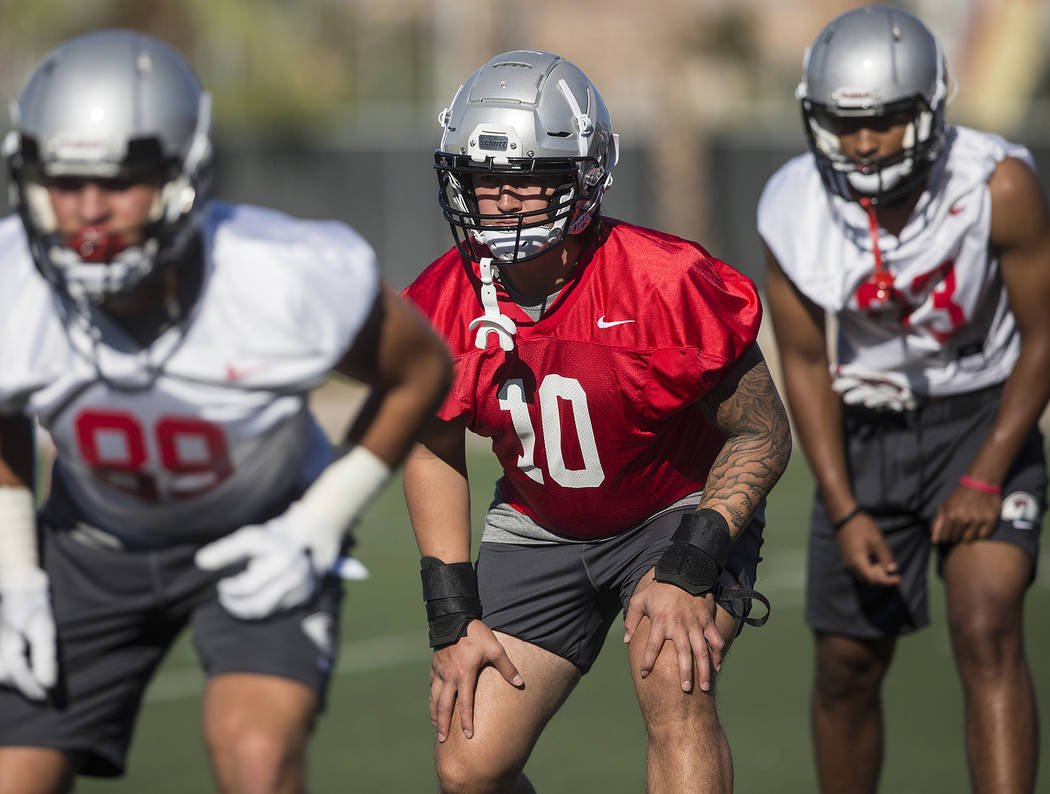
582, 164, 603, 188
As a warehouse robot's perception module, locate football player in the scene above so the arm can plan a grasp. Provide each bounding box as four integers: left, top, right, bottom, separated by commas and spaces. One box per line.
759, 6, 1050, 793
0, 30, 451, 794
402, 50, 791, 792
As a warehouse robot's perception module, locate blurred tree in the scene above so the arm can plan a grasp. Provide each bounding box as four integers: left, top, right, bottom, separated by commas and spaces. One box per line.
0, 0, 435, 141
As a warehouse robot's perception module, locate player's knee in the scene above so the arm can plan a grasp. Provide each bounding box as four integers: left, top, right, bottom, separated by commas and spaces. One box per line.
814, 641, 888, 705
948, 609, 1024, 679
205, 723, 305, 794
645, 706, 722, 752
640, 673, 722, 746
435, 747, 521, 794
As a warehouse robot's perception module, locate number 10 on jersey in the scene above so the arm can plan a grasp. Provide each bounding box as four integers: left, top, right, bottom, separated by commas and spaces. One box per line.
498, 376, 605, 489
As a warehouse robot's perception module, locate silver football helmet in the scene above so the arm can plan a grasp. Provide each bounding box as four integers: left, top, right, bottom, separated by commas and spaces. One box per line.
797, 5, 951, 205
4, 30, 213, 303
435, 50, 618, 263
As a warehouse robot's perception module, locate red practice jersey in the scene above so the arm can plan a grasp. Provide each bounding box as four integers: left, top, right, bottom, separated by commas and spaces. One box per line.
404, 219, 761, 540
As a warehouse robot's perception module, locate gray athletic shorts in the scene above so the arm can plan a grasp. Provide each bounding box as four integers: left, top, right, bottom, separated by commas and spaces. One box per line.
0, 516, 344, 777
806, 384, 1046, 639
477, 504, 766, 672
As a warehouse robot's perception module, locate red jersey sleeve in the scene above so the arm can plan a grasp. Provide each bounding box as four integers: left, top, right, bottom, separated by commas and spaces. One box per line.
589, 221, 761, 420
648, 253, 761, 419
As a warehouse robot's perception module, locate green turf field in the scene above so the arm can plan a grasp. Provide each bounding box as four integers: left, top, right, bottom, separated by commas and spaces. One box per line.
75, 441, 1050, 793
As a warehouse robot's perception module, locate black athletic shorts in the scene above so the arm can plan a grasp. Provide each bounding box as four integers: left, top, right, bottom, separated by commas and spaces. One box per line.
0, 514, 345, 777
806, 384, 1046, 639
476, 504, 766, 672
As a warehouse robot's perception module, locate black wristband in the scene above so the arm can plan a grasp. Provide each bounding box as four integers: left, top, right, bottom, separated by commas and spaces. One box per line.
653, 509, 732, 597
420, 557, 482, 649
831, 506, 862, 532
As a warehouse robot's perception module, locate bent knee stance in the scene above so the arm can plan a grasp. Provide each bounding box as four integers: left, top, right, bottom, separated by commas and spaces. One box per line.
435, 743, 527, 794
643, 691, 723, 743
205, 718, 308, 794
639, 688, 732, 793
813, 637, 892, 708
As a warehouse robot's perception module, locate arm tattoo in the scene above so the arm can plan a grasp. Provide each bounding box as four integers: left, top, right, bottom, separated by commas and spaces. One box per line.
695, 345, 792, 535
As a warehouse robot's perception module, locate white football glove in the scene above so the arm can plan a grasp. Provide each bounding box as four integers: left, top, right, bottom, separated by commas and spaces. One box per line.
831, 365, 918, 412
195, 501, 341, 620
0, 567, 57, 701
195, 445, 389, 621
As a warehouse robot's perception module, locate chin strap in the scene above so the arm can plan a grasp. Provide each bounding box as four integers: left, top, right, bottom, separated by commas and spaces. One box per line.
468, 257, 516, 351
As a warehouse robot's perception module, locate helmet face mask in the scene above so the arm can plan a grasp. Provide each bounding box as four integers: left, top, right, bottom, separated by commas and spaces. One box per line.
803, 95, 938, 202
4, 30, 213, 305
435, 51, 618, 264
797, 5, 950, 206
436, 153, 594, 263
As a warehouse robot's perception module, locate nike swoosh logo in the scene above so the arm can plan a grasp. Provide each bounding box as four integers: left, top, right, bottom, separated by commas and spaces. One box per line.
597, 315, 635, 328
225, 364, 268, 381
949, 204, 966, 215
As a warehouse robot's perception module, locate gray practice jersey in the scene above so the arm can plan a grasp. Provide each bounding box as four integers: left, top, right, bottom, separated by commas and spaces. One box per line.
758, 125, 1033, 397
0, 201, 379, 545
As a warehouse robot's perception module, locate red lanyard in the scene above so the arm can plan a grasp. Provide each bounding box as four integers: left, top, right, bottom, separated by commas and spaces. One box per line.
860, 197, 895, 303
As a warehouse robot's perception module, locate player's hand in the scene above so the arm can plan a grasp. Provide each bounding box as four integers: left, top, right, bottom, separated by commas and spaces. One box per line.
931, 484, 1000, 544
836, 513, 901, 586
195, 501, 342, 620
623, 570, 723, 693
0, 567, 57, 701
429, 619, 522, 743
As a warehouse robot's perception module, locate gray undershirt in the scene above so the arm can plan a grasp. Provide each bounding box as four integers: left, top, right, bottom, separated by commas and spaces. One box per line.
495, 265, 559, 321
481, 483, 704, 545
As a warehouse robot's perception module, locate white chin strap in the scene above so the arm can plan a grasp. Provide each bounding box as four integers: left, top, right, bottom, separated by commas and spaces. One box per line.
467, 257, 516, 351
